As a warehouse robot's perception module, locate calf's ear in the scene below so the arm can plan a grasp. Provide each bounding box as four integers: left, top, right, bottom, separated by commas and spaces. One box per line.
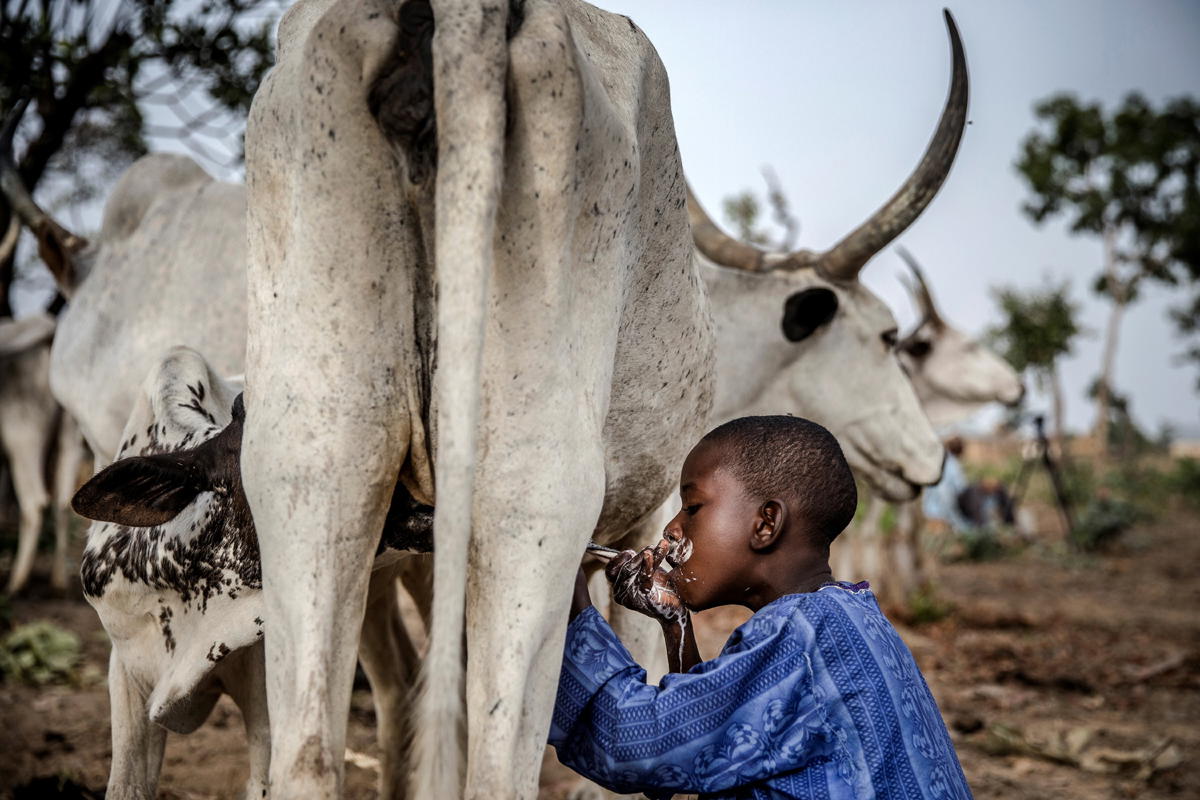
73, 454, 207, 527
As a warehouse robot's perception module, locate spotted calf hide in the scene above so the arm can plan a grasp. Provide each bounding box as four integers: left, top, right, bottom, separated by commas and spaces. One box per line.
77, 347, 260, 733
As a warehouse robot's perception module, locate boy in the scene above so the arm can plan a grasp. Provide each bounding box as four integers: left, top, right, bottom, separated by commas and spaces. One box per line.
550, 416, 972, 799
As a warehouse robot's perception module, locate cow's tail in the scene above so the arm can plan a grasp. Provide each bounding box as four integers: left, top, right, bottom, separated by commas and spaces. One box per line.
411, 1, 511, 797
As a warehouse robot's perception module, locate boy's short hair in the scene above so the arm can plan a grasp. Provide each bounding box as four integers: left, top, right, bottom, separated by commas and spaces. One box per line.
701, 415, 857, 546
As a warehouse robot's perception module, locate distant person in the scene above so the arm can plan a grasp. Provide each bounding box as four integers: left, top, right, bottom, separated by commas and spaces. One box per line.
551, 416, 972, 799
922, 436, 970, 531
957, 476, 1015, 530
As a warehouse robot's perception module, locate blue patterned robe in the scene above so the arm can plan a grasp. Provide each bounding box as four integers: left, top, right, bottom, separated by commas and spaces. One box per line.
549, 583, 972, 799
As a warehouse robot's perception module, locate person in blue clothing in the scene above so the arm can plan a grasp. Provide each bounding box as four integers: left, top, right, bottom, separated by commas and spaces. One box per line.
550, 415, 972, 799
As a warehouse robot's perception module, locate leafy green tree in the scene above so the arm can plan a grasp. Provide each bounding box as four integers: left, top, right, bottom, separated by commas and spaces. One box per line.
1015, 93, 1200, 451
0, 0, 281, 314
987, 280, 1084, 446
721, 166, 798, 252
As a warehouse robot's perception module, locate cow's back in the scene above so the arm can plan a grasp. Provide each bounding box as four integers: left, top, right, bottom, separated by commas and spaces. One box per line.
50, 157, 248, 463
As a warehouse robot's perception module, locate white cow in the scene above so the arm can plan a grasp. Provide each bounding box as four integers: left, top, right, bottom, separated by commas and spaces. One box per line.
0, 310, 87, 594
895, 246, 1024, 423
72, 347, 433, 800
689, 10, 969, 504
0, 107, 248, 465
241, 0, 715, 796
837, 248, 1025, 611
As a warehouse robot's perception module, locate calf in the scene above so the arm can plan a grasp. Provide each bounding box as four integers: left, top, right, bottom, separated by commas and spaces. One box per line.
73, 347, 431, 800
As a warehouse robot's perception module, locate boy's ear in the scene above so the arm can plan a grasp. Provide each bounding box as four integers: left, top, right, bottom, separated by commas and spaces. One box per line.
750, 500, 786, 551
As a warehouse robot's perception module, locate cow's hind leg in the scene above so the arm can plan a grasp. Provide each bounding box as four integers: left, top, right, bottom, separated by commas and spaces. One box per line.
4, 434, 49, 594
359, 567, 421, 800
243, 380, 406, 799
241, 0, 423, 792
463, 431, 607, 800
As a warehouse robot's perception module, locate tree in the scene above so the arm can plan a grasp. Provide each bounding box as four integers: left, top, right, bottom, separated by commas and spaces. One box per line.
720, 166, 799, 252
987, 280, 1084, 447
1015, 93, 1200, 452
0, 0, 281, 314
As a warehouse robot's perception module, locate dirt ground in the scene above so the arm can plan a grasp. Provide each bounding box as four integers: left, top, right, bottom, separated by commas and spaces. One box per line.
1, 510, 1196, 799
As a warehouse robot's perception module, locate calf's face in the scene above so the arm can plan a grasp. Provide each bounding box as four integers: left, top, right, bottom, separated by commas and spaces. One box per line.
74, 394, 261, 605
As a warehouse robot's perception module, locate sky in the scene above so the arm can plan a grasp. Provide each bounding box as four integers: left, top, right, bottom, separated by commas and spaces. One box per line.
12, 0, 1200, 437
593, 0, 1200, 437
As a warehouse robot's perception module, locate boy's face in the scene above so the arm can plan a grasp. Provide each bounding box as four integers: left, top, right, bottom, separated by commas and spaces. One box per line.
663, 439, 761, 611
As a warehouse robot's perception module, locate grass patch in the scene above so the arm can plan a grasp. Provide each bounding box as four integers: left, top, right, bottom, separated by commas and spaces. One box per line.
0, 621, 82, 685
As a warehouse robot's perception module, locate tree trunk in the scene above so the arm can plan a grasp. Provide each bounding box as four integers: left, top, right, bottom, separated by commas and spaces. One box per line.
1050, 364, 1066, 454
1094, 297, 1126, 457
1093, 225, 1126, 460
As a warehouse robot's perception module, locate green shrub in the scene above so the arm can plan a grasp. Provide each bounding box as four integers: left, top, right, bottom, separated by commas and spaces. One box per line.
1070, 496, 1145, 551
907, 584, 954, 625
0, 621, 81, 685
1169, 458, 1200, 505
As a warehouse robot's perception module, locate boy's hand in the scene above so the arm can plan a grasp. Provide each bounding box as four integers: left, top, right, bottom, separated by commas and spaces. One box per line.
605, 539, 685, 624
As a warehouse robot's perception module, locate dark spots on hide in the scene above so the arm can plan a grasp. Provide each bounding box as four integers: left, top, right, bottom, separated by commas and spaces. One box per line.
159, 605, 176, 653
206, 642, 231, 662
80, 395, 261, 609
254, 616, 263, 626
328, 128, 336, 141
489, 699, 502, 716
179, 396, 217, 426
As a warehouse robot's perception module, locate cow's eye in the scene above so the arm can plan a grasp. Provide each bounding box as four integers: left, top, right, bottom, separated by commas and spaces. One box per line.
902, 339, 933, 359
781, 288, 839, 342
881, 329, 899, 349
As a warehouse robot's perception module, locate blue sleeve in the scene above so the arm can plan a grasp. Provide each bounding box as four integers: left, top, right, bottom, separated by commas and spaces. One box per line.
548, 606, 840, 796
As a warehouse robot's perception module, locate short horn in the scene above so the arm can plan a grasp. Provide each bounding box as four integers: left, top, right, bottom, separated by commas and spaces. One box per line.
896, 246, 944, 327
687, 184, 820, 272
1, 100, 87, 294
803, 9, 968, 282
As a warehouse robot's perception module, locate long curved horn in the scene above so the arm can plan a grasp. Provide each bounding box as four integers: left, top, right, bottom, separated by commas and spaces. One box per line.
806, 10, 967, 280
687, 10, 968, 281
896, 246, 944, 328
1, 100, 88, 293
688, 187, 769, 271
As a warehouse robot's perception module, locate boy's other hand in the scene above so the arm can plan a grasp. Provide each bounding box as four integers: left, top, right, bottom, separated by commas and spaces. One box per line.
605, 539, 685, 624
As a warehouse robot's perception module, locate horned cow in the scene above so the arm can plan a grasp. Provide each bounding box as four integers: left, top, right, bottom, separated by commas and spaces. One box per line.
691, 11, 970, 504
72, 346, 433, 800
836, 248, 1025, 611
